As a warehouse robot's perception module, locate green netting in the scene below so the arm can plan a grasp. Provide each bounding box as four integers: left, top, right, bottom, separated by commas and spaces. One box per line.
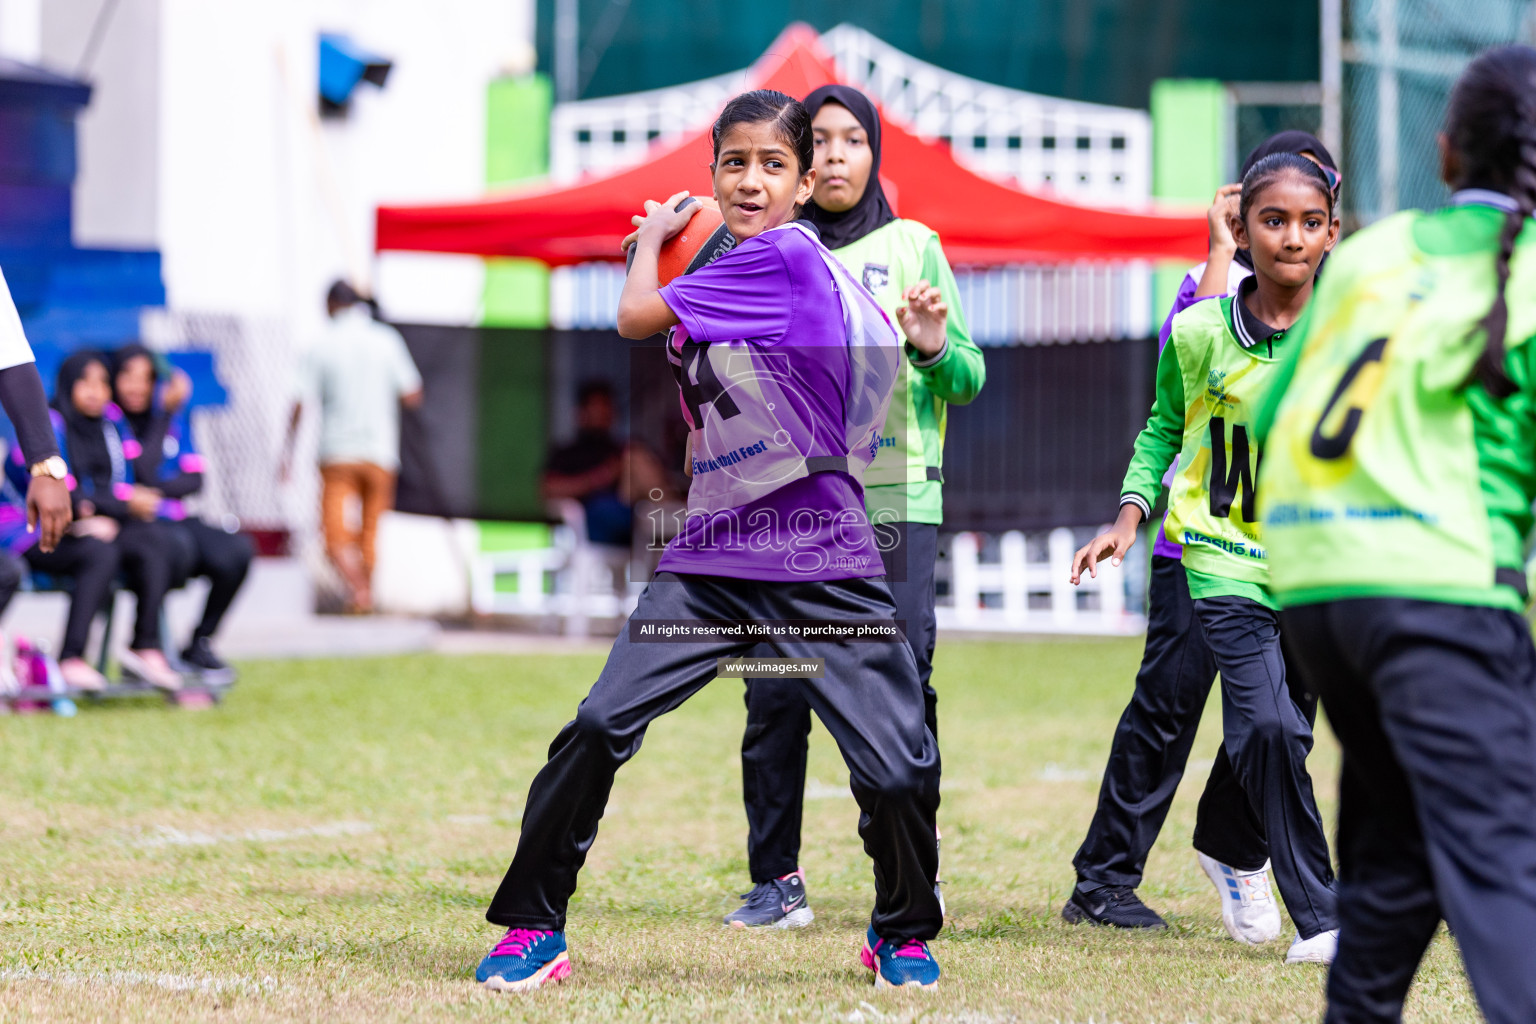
537, 1, 1319, 109
1343, 0, 1534, 224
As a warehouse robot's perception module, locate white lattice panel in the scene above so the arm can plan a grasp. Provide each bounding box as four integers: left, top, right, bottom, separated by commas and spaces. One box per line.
549, 69, 740, 182
952, 261, 1154, 344
139, 310, 299, 531
141, 308, 345, 602
821, 24, 1151, 204
550, 24, 1152, 205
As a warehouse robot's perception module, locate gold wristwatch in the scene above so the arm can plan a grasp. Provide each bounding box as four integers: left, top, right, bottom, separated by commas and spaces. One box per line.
29, 456, 67, 480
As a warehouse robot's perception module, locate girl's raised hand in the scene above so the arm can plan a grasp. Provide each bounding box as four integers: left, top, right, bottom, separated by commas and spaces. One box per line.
621, 191, 700, 254
895, 279, 948, 357
1207, 183, 1242, 254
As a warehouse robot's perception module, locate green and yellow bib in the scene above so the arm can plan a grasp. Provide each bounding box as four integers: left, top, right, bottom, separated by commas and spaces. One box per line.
1261, 205, 1536, 610
1162, 297, 1290, 602
828, 219, 986, 525
834, 220, 946, 491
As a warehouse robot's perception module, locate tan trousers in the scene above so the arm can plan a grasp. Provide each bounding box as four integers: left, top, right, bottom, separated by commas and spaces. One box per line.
320, 462, 397, 577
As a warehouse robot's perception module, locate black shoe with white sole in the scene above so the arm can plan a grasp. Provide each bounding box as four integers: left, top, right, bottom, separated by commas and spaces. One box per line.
180, 637, 236, 686
723, 870, 814, 929
1061, 883, 1168, 929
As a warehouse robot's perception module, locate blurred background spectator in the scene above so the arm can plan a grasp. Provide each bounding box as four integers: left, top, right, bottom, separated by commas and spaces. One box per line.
47, 352, 183, 690
282, 281, 422, 614
542, 380, 670, 548
114, 344, 253, 681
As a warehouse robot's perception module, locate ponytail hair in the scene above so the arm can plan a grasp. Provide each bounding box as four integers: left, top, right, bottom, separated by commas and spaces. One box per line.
1446, 45, 1536, 398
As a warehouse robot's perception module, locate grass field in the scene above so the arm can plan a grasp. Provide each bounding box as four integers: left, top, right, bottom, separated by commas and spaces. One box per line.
0, 639, 1475, 1023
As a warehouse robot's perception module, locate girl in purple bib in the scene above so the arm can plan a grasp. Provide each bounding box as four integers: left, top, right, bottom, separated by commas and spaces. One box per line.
474, 90, 943, 994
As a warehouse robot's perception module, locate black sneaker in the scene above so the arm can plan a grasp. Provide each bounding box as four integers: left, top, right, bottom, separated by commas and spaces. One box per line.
179, 637, 236, 686
723, 870, 814, 929
1061, 883, 1168, 929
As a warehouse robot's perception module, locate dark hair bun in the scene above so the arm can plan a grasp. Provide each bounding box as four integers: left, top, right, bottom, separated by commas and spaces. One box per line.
1238, 152, 1334, 223
711, 90, 814, 177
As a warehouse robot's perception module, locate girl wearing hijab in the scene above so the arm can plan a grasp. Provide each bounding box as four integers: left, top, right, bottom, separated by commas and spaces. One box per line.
48, 352, 184, 691
113, 344, 253, 682
1064, 132, 1342, 943
723, 84, 986, 929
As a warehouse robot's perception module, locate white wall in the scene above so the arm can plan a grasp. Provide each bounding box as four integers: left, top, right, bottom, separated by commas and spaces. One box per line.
42, 0, 162, 250
24, 0, 532, 323
0, 0, 40, 63
111, 0, 531, 329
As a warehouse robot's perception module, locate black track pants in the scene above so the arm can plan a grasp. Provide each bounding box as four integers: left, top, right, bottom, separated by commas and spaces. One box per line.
22, 536, 120, 660
1072, 556, 1272, 890
485, 571, 943, 941
739, 522, 938, 882
1283, 599, 1536, 1024
170, 519, 254, 642
1196, 594, 1337, 939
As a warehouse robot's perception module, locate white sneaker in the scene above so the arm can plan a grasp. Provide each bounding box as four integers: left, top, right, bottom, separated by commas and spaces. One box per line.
1198, 852, 1283, 944
1285, 928, 1339, 964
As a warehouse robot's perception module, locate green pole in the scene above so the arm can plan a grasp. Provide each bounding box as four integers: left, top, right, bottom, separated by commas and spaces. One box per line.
1149, 78, 1228, 329
482, 73, 553, 328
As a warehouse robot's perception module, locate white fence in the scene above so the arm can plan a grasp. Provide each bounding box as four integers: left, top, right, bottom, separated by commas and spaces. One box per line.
554, 257, 1156, 342
939, 529, 1142, 634
467, 524, 1144, 637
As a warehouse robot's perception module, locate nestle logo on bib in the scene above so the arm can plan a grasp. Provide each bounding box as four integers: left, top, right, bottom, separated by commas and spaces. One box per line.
862, 264, 889, 292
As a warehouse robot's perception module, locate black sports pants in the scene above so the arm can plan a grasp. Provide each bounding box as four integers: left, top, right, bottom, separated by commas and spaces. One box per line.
1195, 593, 1336, 939
485, 571, 943, 941
21, 536, 120, 660
164, 519, 254, 641
1283, 599, 1536, 1024
740, 521, 938, 883
1073, 555, 1273, 890
113, 519, 184, 651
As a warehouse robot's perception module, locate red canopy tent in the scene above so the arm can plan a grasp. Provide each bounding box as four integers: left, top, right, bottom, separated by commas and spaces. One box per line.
375, 26, 1207, 266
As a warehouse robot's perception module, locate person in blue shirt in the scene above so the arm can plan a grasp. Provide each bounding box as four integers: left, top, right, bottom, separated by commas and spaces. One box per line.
112, 344, 252, 681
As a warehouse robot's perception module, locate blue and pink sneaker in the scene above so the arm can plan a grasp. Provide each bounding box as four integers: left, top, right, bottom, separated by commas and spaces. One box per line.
475, 928, 570, 992
860, 925, 941, 990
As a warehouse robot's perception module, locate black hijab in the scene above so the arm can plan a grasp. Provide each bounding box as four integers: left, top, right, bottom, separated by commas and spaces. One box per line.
1234, 130, 1341, 271
112, 344, 159, 431
53, 350, 116, 490
112, 343, 167, 479
802, 85, 897, 250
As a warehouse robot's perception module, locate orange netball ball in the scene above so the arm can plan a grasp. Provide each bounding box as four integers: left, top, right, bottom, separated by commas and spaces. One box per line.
626, 196, 735, 285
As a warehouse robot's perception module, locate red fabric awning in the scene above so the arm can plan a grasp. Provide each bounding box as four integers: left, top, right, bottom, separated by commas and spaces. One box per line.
375, 26, 1207, 267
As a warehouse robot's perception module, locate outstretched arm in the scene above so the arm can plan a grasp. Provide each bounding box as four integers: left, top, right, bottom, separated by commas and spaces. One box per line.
1071, 342, 1187, 584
